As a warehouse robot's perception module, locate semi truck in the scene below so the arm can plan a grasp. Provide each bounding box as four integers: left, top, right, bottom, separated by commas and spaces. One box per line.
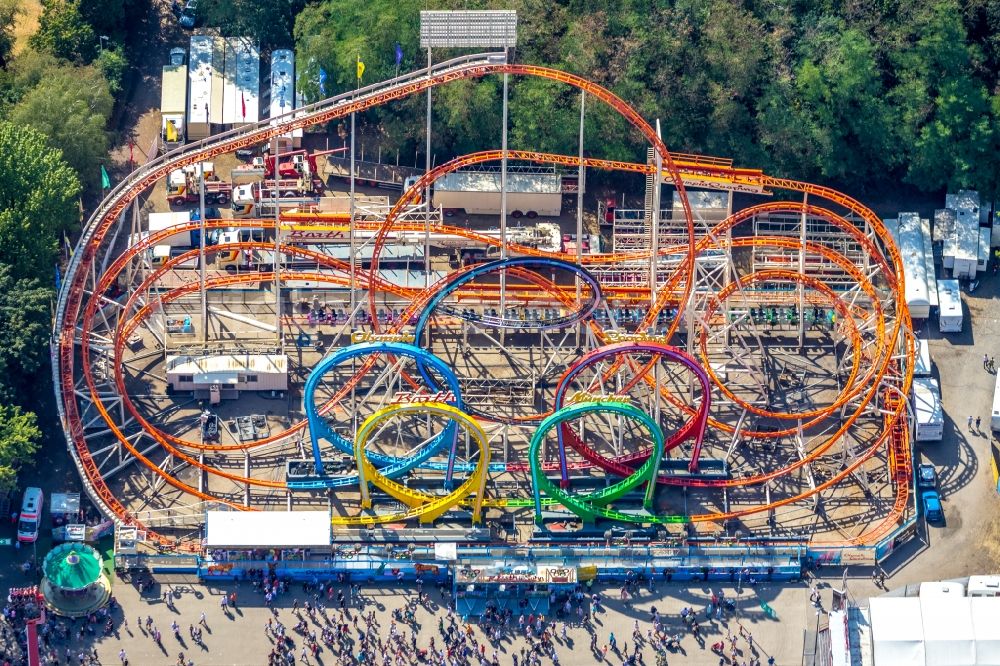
231, 148, 340, 189
429, 171, 563, 218
166, 163, 232, 206
161, 47, 187, 145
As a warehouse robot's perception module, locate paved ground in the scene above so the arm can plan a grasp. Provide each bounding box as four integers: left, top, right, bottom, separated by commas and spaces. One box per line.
7, 573, 823, 665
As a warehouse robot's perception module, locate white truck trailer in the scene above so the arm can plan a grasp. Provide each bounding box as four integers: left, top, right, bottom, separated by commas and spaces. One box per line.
946, 190, 981, 279
913, 338, 932, 378
912, 376, 944, 442
161, 48, 187, 144
897, 212, 932, 320
432, 171, 563, 218
937, 278, 963, 333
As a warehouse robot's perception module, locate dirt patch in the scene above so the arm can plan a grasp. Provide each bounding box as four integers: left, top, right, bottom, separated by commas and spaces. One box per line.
12, 0, 41, 56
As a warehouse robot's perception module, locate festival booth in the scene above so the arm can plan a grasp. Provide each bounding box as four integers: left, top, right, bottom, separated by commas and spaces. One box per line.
454, 564, 577, 618
200, 510, 333, 580
40, 543, 112, 617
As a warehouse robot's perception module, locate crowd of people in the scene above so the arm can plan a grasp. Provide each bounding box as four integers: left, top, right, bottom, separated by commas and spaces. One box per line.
0, 567, 780, 666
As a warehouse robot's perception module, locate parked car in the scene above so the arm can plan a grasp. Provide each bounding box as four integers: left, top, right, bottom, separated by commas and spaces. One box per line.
922, 490, 943, 522
178, 0, 198, 28
917, 463, 937, 489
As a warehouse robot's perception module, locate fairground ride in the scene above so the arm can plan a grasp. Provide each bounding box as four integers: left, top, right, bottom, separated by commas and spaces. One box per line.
53, 52, 915, 552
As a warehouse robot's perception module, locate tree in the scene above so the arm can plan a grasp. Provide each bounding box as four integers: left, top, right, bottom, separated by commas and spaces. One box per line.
95, 44, 126, 94
0, 0, 21, 70
0, 404, 41, 492
28, 0, 96, 63
202, 0, 306, 51
0, 265, 53, 402
9, 63, 112, 186
0, 120, 81, 282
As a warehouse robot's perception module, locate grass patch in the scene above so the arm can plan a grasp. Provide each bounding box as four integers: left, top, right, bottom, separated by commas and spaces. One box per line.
12, 0, 42, 57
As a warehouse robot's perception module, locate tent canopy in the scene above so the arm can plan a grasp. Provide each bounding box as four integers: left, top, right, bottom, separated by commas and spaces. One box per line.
205, 511, 331, 548
50, 493, 80, 514
870, 597, 925, 665
43, 543, 102, 591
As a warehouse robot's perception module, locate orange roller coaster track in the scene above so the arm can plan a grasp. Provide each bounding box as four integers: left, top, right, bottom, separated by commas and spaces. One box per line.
54, 53, 915, 548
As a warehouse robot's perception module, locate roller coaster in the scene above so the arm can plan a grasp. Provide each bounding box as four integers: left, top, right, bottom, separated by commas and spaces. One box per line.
53, 52, 915, 551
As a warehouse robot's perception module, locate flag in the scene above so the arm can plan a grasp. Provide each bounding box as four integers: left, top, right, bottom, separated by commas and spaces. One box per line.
165, 121, 177, 143
394, 43, 403, 67
356, 55, 365, 82
318, 67, 327, 96
100, 164, 110, 189
241, 92, 246, 120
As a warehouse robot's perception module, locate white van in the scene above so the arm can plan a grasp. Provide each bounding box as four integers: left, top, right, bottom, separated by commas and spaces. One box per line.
937, 279, 963, 333
968, 575, 1000, 597
17, 487, 43, 543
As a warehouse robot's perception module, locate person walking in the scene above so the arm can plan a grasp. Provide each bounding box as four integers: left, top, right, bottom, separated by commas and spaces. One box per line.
984, 353, 989, 370
977, 416, 982, 430
118, 648, 127, 664
968, 415, 974, 430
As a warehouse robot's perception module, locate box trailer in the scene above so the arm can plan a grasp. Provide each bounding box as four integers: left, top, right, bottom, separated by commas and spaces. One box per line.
161, 48, 187, 144
991, 373, 1000, 431
913, 338, 932, 378
912, 377, 944, 442
947, 190, 980, 279
433, 171, 563, 218
979, 226, 990, 272
188, 36, 224, 140
148, 211, 195, 247
222, 38, 259, 126
898, 213, 931, 320
937, 279, 963, 333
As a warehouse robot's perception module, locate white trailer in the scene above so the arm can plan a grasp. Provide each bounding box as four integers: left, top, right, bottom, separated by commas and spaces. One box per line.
268, 49, 297, 146
920, 216, 938, 307
222, 39, 259, 126
147, 211, 194, 247
188, 36, 223, 140
992, 373, 1000, 431
912, 377, 944, 442
433, 172, 563, 218
898, 212, 931, 320
979, 226, 990, 272
937, 279, 962, 333
947, 190, 980, 279
913, 338, 932, 378
161, 48, 187, 144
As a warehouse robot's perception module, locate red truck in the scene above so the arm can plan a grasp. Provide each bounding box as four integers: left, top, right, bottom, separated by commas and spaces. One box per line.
166, 164, 232, 206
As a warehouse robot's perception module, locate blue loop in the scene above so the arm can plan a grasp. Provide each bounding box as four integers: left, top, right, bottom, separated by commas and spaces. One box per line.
301, 342, 463, 487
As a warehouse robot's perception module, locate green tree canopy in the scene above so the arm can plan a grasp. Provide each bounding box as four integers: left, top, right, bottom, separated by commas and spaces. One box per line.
29, 0, 96, 63
0, 264, 53, 402
9, 62, 111, 186
0, 404, 41, 492
0, 120, 81, 281
201, 0, 306, 51
0, 0, 21, 70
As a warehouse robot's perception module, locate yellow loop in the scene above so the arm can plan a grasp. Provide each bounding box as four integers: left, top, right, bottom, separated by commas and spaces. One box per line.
344, 402, 490, 525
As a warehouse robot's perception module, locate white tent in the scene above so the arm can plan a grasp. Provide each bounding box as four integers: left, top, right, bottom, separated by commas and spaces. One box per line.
922, 596, 977, 665
870, 597, 925, 665
971, 599, 1000, 665
205, 511, 331, 548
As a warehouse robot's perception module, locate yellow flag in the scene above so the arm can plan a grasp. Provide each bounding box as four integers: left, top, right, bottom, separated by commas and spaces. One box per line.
356, 56, 365, 82
165, 120, 177, 142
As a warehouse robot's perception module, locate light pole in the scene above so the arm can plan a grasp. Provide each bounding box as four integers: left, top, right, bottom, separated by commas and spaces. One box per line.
98, 35, 109, 53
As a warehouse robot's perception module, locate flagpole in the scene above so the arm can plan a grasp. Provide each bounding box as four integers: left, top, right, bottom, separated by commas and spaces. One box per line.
349, 55, 360, 329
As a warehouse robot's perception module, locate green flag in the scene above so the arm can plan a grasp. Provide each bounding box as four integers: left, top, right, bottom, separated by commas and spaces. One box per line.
100, 164, 110, 189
